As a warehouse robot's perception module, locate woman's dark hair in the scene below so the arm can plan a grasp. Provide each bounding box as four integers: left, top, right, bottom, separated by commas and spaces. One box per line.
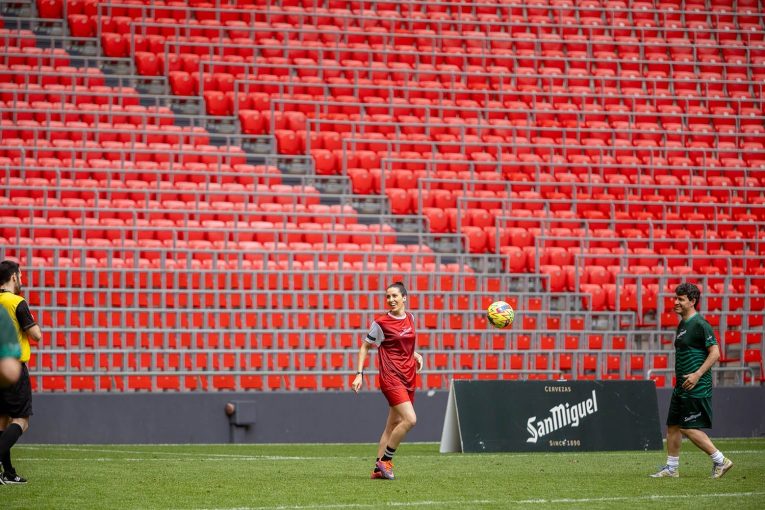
387, 281, 407, 296
675, 282, 701, 307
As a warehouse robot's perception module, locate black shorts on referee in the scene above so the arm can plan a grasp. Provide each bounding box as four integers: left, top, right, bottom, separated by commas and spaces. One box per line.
0, 363, 33, 418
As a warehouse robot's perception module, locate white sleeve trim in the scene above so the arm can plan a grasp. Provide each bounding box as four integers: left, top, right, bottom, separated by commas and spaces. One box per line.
365, 321, 384, 346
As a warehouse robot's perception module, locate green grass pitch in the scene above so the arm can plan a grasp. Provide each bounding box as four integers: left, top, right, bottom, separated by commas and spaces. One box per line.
3, 439, 764, 509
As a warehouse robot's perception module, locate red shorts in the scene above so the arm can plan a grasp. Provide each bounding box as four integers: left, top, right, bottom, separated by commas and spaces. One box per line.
382, 385, 415, 407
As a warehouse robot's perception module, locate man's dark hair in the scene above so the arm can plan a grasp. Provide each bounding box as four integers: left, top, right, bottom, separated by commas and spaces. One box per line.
387, 281, 407, 297
675, 282, 701, 308
0, 260, 20, 286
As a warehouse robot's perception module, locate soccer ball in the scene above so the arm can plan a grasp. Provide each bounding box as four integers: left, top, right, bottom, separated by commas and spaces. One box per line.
487, 301, 515, 329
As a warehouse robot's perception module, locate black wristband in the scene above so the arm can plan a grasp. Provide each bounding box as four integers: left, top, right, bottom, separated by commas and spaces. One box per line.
356, 371, 363, 375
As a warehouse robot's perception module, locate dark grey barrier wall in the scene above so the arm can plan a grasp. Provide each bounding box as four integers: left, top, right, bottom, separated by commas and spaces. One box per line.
24, 390, 449, 444
22, 386, 765, 444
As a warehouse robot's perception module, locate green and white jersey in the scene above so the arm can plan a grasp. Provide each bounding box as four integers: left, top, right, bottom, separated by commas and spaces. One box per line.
0, 307, 21, 359
674, 313, 717, 398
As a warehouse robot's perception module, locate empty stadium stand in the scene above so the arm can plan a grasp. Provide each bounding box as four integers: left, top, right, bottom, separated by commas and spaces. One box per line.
0, 0, 762, 392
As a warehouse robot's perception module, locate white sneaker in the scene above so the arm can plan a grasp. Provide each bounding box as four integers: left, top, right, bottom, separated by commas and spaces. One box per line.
650, 465, 679, 478
712, 458, 733, 479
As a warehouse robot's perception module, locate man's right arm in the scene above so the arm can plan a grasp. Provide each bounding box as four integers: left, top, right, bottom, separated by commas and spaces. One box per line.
16, 301, 42, 345
24, 324, 42, 345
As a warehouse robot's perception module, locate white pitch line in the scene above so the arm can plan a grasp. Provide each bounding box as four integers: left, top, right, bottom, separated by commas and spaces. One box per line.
182, 492, 765, 510
17, 451, 765, 464
19, 446, 310, 460
181, 501, 496, 510
515, 491, 765, 505
16, 445, 765, 463
18, 456, 316, 462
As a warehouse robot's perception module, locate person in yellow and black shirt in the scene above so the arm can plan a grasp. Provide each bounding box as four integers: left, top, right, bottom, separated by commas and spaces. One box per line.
0, 260, 42, 485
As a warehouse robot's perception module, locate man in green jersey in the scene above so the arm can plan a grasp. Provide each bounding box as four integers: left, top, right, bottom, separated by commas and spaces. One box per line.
0, 307, 21, 388
650, 283, 733, 479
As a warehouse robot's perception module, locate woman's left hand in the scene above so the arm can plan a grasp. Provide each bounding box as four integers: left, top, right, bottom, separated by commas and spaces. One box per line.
414, 352, 423, 373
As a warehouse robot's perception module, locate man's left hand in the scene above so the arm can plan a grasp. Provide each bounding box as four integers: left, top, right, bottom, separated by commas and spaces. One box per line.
681, 372, 701, 390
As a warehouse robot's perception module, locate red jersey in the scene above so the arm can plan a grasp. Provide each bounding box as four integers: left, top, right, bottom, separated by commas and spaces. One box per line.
365, 312, 417, 392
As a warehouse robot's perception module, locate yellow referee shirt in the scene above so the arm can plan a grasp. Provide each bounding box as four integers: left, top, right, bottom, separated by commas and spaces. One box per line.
0, 292, 33, 363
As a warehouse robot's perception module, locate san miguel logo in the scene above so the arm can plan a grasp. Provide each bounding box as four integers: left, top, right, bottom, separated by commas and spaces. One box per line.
526, 390, 599, 444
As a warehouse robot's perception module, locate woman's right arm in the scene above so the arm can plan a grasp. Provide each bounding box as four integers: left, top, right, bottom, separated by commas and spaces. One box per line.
351, 341, 372, 393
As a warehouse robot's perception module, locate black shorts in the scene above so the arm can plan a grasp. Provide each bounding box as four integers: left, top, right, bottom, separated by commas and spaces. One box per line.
0, 363, 32, 418
666, 390, 712, 429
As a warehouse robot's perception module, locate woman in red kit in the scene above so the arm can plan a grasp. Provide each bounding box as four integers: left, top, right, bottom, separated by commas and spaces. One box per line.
351, 282, 423, 480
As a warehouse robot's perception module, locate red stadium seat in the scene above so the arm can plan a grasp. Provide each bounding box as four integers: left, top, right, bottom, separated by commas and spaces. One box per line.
203, 91, 230, 116
101, 33, 128, 58
134, 52, 160, 76
743, 350, 765, 383
169, 71, 194, 96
